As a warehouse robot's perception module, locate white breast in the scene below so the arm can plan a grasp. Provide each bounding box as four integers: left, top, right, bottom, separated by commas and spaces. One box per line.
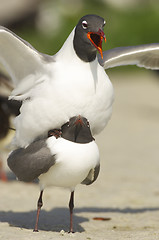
14, 29, 114, 147
39, 137, 100, 190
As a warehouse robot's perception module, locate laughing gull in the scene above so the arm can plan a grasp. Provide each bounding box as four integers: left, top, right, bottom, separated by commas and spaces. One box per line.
0, 14, 158, 148
7, 115, 100, 233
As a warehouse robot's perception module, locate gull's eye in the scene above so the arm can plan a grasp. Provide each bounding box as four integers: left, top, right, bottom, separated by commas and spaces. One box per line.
82, 20, 88, 29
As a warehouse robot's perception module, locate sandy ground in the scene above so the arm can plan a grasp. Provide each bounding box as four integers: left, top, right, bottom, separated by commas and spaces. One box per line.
0, 70, 159, 240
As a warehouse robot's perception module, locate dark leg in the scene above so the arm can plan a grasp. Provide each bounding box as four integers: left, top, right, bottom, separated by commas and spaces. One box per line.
68, 191, 74, 233
0, 159, 7, 182
33, 190, 43, 232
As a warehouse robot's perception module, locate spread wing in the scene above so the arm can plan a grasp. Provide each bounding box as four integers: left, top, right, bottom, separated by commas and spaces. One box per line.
98, 43, 159, 70
0, 26, 54, 100
7, 139, 56, 182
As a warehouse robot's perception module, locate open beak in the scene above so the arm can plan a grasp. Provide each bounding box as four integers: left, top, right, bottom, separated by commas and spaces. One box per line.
87, 28, 106, 59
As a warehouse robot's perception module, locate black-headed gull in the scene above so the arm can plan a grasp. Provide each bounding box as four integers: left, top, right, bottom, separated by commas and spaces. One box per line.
0, 14, 158, 147
7, 115, 100, 233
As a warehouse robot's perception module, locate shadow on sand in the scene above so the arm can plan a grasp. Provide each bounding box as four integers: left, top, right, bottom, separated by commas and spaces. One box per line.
0, 206, 159, 232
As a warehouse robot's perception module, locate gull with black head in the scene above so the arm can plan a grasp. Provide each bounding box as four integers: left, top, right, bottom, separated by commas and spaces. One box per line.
7, 115, 100, 233
0, 14, 158, 148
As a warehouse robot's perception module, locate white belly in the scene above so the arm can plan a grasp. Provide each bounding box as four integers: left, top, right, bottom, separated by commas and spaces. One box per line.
14, 58, 114, 147
39, 138, 100, 190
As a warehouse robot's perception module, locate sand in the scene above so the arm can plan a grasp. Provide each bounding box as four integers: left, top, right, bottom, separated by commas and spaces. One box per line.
0, 70, 159, 240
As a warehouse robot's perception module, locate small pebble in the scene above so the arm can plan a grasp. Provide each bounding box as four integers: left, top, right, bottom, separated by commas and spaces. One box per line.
60, 229, 65, 236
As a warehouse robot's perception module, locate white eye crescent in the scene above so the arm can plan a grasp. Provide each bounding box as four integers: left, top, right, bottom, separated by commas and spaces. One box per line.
82, 20, 88, 29
87, 120, 90, 127
103, 20, 106, 26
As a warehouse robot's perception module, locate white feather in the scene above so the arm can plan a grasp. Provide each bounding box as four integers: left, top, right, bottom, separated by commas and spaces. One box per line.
39, 137, 100, 190
11, 29, 114, 147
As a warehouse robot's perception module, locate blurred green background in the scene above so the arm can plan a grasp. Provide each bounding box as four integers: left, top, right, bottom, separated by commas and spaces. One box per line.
0, 0, 159, 70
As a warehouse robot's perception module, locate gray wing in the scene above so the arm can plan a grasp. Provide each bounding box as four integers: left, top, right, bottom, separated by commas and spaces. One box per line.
81, 164, 100, 185
0, 26, 54, 100
7, 139, 55, 182
98, 43, 159, 70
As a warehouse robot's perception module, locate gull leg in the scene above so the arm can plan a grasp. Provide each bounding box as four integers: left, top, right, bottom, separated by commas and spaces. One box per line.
69, 191, 74, 233
33, 190, 43, 232
0, 159, 7, 182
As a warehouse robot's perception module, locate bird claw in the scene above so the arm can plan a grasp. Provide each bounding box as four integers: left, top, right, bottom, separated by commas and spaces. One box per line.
48, 129, 62, 138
